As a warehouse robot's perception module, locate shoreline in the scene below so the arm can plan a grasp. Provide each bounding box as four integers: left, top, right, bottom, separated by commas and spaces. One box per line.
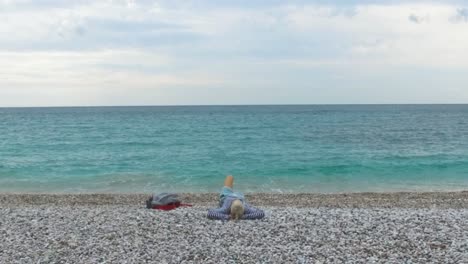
2, 191, 468, 208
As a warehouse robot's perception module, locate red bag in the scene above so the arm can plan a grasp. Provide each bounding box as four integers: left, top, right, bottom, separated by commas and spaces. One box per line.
152, 201, 193, 211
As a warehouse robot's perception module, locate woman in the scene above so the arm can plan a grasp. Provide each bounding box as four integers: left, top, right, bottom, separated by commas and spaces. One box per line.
207, 175, 265, 220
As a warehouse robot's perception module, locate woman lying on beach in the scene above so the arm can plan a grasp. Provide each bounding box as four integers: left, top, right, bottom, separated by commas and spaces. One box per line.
207, 175, 265, 220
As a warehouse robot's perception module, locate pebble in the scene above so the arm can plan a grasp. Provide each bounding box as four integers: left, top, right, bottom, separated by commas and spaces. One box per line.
1, 203, 468, 263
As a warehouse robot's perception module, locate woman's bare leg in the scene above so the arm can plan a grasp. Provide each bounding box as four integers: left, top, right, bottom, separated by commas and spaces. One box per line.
224, 175, 234, 189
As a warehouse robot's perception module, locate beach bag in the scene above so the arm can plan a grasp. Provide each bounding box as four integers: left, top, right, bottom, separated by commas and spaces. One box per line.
146, 193, 192, 210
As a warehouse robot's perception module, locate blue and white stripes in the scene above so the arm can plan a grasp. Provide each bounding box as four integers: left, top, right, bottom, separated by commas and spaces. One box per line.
207, 197, 265, 220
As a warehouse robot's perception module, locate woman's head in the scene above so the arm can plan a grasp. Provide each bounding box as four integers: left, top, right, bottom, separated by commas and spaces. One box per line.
230, 199, 244, 220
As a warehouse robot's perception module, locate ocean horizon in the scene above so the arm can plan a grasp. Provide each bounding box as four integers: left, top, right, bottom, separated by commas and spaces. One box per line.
1, 104, 468, 193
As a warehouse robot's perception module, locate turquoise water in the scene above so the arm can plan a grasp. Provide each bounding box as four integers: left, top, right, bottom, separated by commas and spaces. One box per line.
1, 105, 468, 193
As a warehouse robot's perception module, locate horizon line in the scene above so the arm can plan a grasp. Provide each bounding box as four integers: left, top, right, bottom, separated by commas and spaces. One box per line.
1, 103, 468, 108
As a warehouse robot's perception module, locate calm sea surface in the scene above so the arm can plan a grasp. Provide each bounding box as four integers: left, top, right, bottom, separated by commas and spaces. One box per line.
1, 105, 468, 193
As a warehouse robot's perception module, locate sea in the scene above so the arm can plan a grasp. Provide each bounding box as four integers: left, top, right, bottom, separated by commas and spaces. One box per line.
1, 105, 467, 193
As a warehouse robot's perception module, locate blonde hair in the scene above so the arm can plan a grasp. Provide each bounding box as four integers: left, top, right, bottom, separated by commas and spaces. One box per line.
230, 199, 244, 220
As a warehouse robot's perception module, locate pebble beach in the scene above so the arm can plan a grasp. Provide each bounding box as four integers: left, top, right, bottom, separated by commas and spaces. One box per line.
1, 192, 468, 263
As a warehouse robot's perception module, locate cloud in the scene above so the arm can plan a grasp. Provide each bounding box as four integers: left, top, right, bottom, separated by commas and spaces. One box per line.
1, 1, 468, 106
408, 13, 428, 23
0, 1, 210, 51
286, 4, 468, 67
0, 50, 220, 88
455, 8, 468, 22
0, 49, 223, 106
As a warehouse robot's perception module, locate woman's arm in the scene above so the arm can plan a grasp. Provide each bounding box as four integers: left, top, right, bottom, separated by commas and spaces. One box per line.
207, 208, 230, 220
207, 200, 231, 220
241, 206, 265, 220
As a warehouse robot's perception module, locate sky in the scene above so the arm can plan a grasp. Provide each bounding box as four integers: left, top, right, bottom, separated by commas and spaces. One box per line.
1, 0, 468, 106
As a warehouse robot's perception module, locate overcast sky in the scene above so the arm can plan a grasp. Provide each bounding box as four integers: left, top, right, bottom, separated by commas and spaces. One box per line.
1, 0, 468, 106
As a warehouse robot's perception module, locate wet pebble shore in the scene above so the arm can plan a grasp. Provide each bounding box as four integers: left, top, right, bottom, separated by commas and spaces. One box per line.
1, 193, 468, 263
